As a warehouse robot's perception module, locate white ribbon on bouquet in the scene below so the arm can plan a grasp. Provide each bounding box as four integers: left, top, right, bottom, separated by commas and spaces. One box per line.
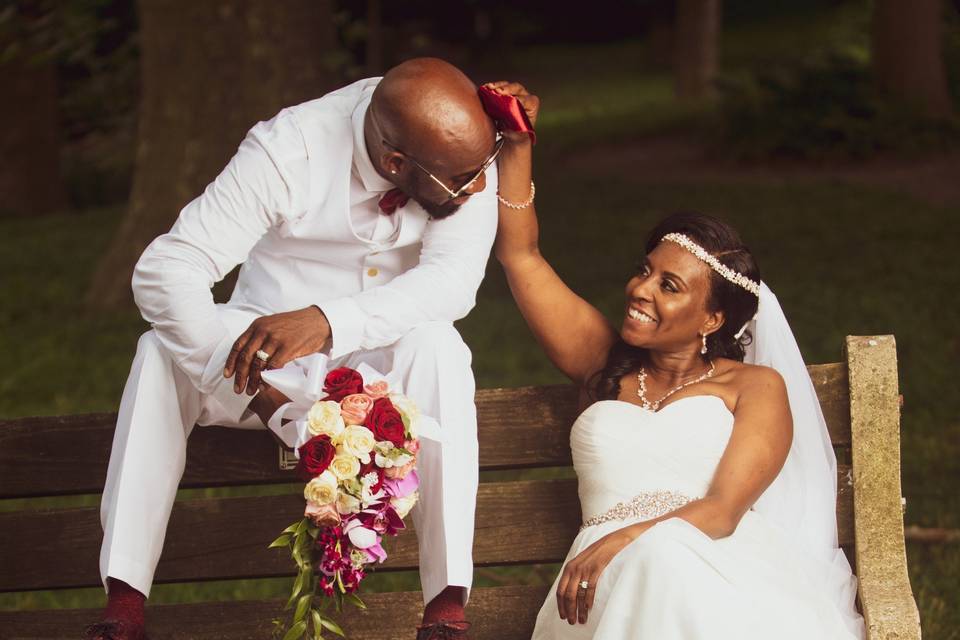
260, 353, 441, 456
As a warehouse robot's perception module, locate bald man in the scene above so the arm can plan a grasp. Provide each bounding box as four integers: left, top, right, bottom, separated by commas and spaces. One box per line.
89, 59, 500, 639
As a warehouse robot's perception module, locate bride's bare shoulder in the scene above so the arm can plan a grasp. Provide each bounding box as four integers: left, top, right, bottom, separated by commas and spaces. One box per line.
716, 360, 787, 400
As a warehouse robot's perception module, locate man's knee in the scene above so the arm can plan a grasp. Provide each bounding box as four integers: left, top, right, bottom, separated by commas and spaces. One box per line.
135, 330, 165, 360
394, 323, 471, 367
131, 330, 182, 385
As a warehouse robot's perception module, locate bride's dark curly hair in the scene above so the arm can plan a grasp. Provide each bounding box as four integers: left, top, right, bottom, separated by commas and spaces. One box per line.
592, 212, 761, 401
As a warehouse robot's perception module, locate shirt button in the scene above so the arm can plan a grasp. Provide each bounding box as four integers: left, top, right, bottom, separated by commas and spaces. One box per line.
367, 268, 379, 277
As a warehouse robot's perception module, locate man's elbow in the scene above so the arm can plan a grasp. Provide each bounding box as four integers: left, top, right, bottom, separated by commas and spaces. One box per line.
130, 240, 188, 314
130, 245, 159, 312
449, 290, 478, 322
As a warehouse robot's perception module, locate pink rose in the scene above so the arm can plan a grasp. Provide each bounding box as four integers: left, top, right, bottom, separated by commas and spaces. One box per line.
383, 469, 420, 498
363, 380, 390, 399
305, 500, 341, 527
340, 393, 374, 425
384, 459, 416, 480
404, 439, 420, 455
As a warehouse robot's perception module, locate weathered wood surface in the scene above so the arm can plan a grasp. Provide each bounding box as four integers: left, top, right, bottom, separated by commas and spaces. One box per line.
0, 467, 854, 592
0, 367, 851, 499
846, 336, 921, 640
0, 479, 580, 592
807, 363, 850, 444
0, 586, 547, 639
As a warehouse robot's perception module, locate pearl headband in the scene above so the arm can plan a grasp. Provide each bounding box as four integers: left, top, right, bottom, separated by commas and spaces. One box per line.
661, 233, 761, 297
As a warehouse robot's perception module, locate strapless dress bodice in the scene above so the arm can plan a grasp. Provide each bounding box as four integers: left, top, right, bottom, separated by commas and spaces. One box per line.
571, 396, 735, 524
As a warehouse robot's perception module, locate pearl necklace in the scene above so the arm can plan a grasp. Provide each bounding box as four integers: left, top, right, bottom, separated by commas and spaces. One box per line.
637, 360, 716, 412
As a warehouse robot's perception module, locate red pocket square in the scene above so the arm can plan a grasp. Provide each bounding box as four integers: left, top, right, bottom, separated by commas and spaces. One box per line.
478, 85, 536, 145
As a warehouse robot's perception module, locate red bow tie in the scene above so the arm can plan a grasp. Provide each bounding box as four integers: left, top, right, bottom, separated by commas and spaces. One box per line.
378, 188, 409, 215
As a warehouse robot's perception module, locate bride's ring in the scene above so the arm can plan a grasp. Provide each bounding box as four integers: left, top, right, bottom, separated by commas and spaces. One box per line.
255, 349, 271, 363
578, 580, 589, 590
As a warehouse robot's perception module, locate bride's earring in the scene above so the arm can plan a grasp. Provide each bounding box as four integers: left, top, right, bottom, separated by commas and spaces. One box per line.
700, 333, 708, 355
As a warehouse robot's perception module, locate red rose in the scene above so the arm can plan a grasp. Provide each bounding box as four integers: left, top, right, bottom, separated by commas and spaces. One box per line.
323, 367, 364, 402
364, 397, 406, 448
296, 434, 336, 481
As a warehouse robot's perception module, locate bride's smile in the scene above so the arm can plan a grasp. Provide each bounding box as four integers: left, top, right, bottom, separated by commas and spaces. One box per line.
626, 307, 656, 323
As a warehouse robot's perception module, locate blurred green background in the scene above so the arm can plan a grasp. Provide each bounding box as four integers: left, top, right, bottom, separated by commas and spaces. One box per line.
1, 0, 958, 638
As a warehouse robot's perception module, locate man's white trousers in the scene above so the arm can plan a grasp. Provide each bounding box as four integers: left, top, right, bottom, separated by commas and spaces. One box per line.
99, 313, 478, 606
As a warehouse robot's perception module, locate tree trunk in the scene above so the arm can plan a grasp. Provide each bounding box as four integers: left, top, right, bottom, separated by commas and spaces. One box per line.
673, 0, 721, 100
87, 0, 337, 310
366, 0, 383, 75
0, 57, 68, 217
873, 0, 954, 118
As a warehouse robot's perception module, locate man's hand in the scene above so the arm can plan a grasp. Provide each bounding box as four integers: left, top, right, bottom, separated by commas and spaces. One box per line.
247, 384, 292, 427
224, 306, 331, 395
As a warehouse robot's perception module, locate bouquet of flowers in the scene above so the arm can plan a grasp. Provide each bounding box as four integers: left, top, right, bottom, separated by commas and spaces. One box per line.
267, 366, 422, 640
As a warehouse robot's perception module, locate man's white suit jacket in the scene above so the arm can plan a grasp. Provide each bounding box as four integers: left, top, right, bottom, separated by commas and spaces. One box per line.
131, 77, 498, 422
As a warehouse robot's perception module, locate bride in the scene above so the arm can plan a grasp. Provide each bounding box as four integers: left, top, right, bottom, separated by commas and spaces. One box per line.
486, 81, 865, 639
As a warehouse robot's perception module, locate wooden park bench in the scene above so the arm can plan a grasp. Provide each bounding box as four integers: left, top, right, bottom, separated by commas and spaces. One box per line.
0, 335, 921, 639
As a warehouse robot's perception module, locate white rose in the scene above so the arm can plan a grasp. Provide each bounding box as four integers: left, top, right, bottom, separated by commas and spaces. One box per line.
307, 400, 345, 439
340, 425, 376, 464
388, 393, 420, 439
329, 451, 361, 481
337, 491, 361, 515
391, 492, 419, 519
303, 470, 338, 506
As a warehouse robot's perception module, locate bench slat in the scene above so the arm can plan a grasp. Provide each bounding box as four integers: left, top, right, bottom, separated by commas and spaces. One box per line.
0, 468, 854, 592
0, 585, 547, 640
0, 367, 851, 499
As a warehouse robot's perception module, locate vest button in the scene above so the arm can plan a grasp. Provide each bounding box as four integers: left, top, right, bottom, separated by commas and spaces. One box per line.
367, 268, 379, 277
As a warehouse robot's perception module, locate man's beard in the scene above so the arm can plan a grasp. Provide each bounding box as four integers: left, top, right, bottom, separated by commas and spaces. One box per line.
396, 174, 464, 220
415, 196, 462, 220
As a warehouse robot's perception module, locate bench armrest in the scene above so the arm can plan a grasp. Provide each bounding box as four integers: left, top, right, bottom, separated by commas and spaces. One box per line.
846, 336, 921, 640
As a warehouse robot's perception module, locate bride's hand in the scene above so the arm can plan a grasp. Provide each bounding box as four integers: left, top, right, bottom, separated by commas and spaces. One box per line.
481, 81, 540, 146
555, 528, 636, 625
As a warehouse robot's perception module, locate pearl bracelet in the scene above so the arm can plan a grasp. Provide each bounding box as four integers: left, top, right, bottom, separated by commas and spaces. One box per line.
497, 180, 536, 210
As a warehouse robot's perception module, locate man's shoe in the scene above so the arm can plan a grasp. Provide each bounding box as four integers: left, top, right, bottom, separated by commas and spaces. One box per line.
83, 619, 148, 640
415, 619, 471, 640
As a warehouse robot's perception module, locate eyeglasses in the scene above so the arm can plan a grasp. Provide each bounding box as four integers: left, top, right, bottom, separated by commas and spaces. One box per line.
383, 134, 504, 202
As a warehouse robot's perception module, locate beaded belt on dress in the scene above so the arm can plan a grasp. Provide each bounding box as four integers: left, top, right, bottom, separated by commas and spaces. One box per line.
580, 490, 696, 530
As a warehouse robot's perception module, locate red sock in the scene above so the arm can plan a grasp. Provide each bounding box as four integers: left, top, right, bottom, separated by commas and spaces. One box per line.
422, 586, 466, 624
102, 578, 146, 628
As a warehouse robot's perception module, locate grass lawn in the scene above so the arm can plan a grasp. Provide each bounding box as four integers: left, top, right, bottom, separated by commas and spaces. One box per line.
2, 2, 957, 636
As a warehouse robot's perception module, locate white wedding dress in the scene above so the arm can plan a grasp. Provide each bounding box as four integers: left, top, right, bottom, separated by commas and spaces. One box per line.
531, 397, 862, 640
